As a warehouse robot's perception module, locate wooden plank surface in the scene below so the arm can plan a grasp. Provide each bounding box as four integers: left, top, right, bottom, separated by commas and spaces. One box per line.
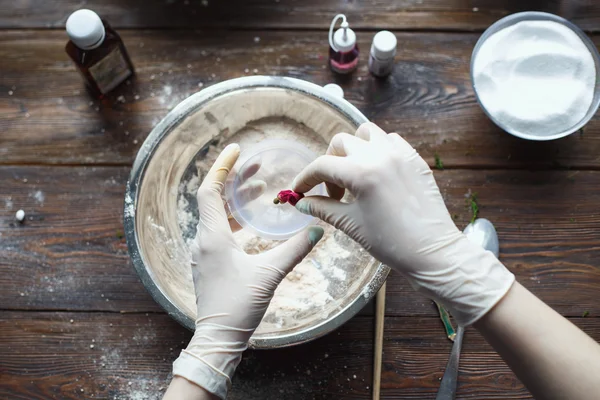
5, 312, 598, 399
2, 30, 600, 168
1, 0, 600, 32
2, 166, 599, 318
0, 166, 161, 313
2, 1, 600, 398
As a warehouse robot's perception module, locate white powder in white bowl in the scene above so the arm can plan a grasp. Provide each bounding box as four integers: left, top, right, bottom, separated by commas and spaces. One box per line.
473, 20, 596, 139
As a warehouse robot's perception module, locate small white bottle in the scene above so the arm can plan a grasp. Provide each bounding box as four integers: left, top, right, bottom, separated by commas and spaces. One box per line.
368, 31, 397, 78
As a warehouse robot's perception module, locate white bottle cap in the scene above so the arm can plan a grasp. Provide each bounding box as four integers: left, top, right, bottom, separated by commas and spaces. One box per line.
66, 9, 106, 50
323, 83, 344, 98
371, 30, 397, 59
333, 24, 356, 52
329, 14, 356, 53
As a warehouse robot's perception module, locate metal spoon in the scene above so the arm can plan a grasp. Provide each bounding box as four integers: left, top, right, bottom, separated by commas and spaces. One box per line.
435, 218, 499, 400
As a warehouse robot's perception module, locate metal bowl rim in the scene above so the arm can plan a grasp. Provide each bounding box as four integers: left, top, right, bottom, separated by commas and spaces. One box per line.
470, 11, 600, 141
124, 75, 390, 349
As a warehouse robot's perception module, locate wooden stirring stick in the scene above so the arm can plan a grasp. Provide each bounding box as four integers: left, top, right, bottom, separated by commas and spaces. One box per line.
373, 281, 387, 400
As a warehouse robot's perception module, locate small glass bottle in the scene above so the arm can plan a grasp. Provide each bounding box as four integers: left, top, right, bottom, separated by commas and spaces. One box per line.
328, 14, 359, 74
65, 9, 134, 98
368, 31, 397, 78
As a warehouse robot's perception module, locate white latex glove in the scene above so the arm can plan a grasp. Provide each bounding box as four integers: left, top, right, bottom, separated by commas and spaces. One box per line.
292, 123, 514, 326
173, 143, 325, 399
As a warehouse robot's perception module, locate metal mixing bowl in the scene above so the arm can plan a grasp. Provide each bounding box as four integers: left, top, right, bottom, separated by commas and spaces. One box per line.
470, 12, 600, 141
124, 76, 389, 348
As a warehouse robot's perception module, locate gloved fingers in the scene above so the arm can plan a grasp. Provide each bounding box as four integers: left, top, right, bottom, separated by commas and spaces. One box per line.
292, 155, 354, 194
387, 133, 431, 171
326, 132, 366, 157
228, 207, 256, 233
235, 179, 267, 204
228, 178, 265, 233
219, 172, 265, 234
355, 122, 388, 142
324, 133, 364, 200
259, 226, 325, 276
387, 132, 419, 156
198, 143, 240, 196
295, 195, 352, 232
239, 158, 262, 182
197, 143, 240, 233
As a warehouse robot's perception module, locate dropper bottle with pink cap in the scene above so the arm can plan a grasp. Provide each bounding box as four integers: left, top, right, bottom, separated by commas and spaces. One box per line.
328, 14, 359, 74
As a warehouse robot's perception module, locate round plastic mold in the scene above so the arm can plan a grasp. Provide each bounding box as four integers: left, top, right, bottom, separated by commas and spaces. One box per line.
225, 140, 326, 240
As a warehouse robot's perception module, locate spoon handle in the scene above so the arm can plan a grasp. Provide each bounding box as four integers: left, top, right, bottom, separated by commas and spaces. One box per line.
435, 325, 465, 400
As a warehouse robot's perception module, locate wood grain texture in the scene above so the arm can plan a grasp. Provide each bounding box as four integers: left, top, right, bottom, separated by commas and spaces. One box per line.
2, 2, 600, 399
2, 312, 599, 399
2, 166, 600, 318
7, 312, 600, 399
1, 0, 600, 32
2, 30, 600, 168
0, 166, 163, 313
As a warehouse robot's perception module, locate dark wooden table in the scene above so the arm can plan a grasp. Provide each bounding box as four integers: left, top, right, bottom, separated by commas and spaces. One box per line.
2, 1, 600, 399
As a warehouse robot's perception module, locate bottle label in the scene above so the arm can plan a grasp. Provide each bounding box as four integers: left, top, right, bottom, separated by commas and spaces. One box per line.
89, 47, 132, 94
368, 54, 393, 77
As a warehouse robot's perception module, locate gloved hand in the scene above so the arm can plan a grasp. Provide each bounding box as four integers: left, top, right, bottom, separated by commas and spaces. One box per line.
173, 143, 324, 399
292, 123, 514, 326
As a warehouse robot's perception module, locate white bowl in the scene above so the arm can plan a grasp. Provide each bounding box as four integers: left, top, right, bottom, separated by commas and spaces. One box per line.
471, 12, 600, 141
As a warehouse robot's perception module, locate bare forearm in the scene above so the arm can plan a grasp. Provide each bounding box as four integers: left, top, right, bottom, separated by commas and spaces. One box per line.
163, 377, 218, 400
475, 281, 600, 400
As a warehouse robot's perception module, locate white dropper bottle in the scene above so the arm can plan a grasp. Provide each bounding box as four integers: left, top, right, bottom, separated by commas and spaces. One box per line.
328, 14, 359, 74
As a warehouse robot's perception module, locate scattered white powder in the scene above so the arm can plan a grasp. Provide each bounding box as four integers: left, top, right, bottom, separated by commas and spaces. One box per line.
330, 265, 347, 281
124, 192, 135, 218
31, 190, 44, 204
113, 378, 161, 400
176, 195, 192, 229
158, 85, 185, 110
473, 20, 596, 138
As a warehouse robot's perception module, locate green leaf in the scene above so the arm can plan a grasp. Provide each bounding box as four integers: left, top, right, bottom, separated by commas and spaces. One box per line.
466, 192, 479, 223
434, 153, 444, 170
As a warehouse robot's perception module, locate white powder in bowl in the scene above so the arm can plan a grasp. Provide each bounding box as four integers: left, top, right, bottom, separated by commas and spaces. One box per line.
473, 20, 596, 138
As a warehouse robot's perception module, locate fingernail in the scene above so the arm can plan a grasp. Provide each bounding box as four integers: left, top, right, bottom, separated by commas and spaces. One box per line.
295, 199, 309, 214
308, 226, 324, 246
